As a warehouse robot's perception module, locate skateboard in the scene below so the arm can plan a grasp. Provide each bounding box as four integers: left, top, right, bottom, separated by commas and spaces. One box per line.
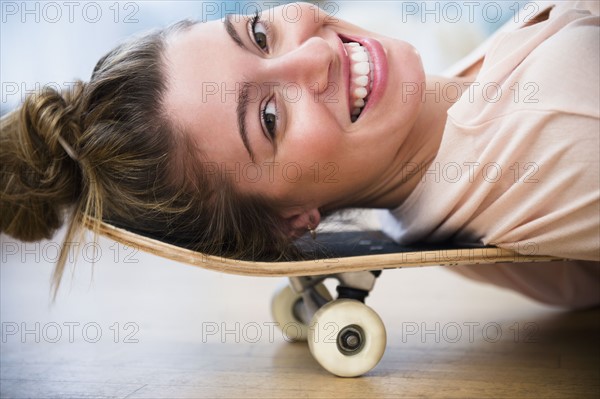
94, 221, 565, 377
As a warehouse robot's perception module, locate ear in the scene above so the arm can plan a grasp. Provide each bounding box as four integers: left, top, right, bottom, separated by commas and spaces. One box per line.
280, 208, 321, 240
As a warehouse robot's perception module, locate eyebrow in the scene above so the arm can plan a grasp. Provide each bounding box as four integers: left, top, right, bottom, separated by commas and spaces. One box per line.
224, 14, 256, 163
237, 83, 256, 163
224, 13, 245, 49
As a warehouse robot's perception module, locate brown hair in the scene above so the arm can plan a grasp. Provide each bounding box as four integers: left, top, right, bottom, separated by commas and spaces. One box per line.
0, 21, 295, 298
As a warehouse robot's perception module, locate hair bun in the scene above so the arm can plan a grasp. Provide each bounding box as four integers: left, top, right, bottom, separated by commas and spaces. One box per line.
0, 81, 86, 241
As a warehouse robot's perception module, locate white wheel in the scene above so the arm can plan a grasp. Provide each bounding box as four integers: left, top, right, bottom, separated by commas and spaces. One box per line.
271, 284, 331, 342
308, 299, 386, 377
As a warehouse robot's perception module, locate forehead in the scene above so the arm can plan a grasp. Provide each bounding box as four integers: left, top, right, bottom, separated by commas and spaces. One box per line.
164, 21, 229, 134
162, 20, 252, 163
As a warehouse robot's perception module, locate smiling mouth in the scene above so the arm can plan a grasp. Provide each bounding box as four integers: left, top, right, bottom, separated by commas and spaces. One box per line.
341, 38, 374, 123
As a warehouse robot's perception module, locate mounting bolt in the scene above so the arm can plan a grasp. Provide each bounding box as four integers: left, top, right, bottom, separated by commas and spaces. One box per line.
337, 325, 364, 355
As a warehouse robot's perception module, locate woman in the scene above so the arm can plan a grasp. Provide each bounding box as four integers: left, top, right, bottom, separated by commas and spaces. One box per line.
1, 2, 598, 306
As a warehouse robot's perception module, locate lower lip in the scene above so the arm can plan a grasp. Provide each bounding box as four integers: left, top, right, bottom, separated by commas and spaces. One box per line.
341, 34, 388, 121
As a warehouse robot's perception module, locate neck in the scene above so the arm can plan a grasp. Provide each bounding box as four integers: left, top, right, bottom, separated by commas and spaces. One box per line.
360, 74, 473, 209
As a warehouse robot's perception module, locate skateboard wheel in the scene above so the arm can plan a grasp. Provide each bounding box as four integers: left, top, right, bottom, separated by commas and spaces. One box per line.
271, 284, 331, 342
308, 299, 386, 377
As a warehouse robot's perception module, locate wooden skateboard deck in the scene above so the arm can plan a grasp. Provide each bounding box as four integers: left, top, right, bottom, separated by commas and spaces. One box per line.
94, 221, 566, 277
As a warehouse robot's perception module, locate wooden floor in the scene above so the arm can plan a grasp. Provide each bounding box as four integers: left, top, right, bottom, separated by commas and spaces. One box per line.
1, 232, 599, 398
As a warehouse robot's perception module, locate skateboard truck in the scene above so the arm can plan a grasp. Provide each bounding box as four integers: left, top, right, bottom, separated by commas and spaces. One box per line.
272, 271, 386, 377
288, 271, 379, 322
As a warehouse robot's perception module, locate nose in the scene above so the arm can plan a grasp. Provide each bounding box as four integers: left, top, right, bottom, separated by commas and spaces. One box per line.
266, 36, 333, 96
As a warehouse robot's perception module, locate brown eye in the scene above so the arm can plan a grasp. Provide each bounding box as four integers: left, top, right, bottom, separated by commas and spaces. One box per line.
264, 113, 276, 137
251, 13, 269, 52
262, 100, 277, 140
254, 30, 267, 51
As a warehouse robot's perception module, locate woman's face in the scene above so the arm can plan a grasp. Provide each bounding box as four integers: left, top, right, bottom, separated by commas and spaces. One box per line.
164, 2, 424, 215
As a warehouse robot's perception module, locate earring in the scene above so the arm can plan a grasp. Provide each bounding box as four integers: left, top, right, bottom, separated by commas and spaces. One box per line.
308, 225, 317, 240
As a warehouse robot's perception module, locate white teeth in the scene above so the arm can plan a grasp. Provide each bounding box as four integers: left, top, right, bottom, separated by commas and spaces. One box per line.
350, 51, 368, 62
343, 41, 374, 123
352, 62, 369, 76
354, 87, 368, 99
353, 75, 368, 86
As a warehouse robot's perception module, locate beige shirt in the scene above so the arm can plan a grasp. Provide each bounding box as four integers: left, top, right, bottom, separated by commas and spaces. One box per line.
383, 2, 600, 308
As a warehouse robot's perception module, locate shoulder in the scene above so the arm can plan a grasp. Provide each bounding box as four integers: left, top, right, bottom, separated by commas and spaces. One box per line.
515, 10, 599, 118
445, 1, 598, 79
448, 7, 598, 125
551, 0, 599, 16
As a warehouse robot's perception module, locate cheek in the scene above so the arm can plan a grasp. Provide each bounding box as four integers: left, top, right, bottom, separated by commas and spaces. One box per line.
305, 129, 340, 158
284, 122, 343, 171
255, 124, 343, 201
